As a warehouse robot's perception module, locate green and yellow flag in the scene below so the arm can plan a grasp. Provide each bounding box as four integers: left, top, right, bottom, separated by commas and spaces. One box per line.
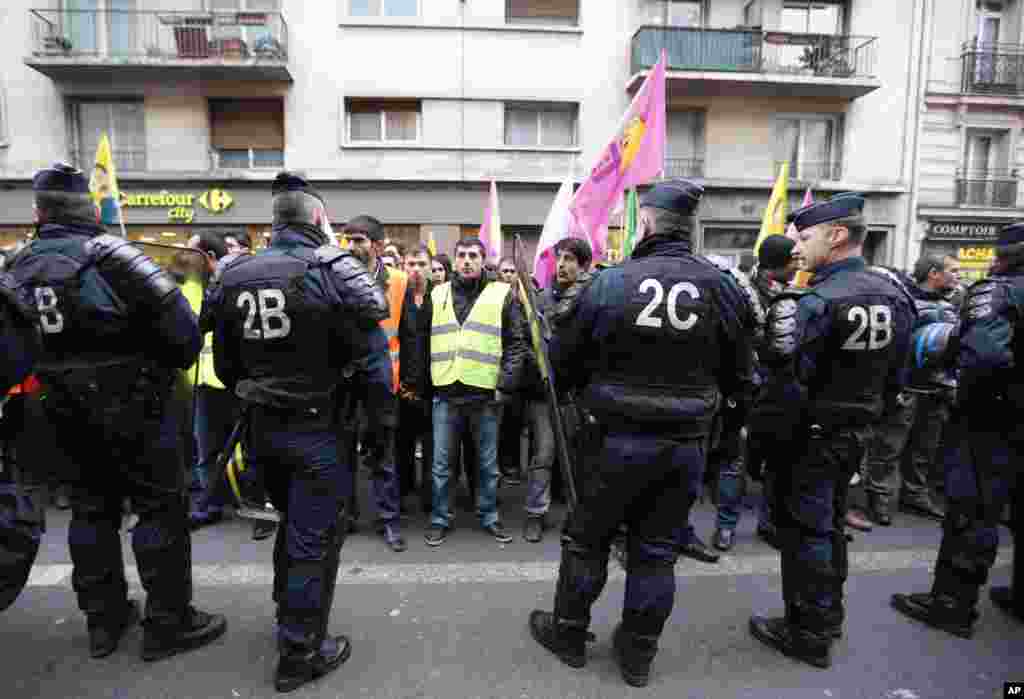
89, 133, 123, 229
754, 161, 789, 256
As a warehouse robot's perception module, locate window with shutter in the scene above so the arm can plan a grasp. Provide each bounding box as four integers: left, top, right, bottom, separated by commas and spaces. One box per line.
504, 103, 577, 147
347, 99, 421, 143
506, 0, 579, 26
210, 98, 285, 169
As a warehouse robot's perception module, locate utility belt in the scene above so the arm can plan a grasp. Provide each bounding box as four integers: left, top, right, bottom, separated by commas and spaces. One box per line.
236, 377, 337, 420
36, 357, 176, 441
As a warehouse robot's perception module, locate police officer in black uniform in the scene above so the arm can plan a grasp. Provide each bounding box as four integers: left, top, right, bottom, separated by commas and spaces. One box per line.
749, 194, 914, 668
211, 173, 388, 692
5, 163, 227, 659
891, 222, 1024, 635
528, 180, 755, 687
0, 269, 42, 613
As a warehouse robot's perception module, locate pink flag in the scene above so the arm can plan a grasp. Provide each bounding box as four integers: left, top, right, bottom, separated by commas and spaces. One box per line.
533, 177, 576, 288
478, 180, 502, 262
570, 50, 667, 261
786, 187, 814, 241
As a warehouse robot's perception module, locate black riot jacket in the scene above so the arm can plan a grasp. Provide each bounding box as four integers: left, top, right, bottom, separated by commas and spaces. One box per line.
550, 235, 755, 438
6, 223, 200, 372
210, 226, 387, 404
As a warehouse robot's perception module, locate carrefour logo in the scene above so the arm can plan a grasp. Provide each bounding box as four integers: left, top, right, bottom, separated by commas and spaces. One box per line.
122, 188, 234, 223
200, 189, 234, 213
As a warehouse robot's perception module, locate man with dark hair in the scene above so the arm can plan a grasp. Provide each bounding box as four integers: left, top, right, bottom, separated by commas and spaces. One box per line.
712, 235, 796, 552
397, 244, 435, 514
862, 254, 957, 526
426, 236, 528, 546
749, 194, 915, 668
517, 236, 593, 542
211, 173, 387, 691
529, 181, 754, 686
7, 163, 226, 660
892, 222, 1024, 637
341, 215, 408, 553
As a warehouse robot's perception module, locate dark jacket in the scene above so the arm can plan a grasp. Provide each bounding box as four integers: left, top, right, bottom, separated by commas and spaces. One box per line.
518, 282, 565, 402
433, 272, 528, 402
398, 279, 433, 400
550, 235, 755, 438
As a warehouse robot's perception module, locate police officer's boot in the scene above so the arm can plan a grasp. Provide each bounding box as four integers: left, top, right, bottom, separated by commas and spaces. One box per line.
989, 587, 1024, 621
866, 491, 891, 526
88, 599, 140, 658
528, 610, 590, 668
612, 624, 659, 687
890, 592, 976, 639
141, 605, 228, 661
275, 510, 351, 693
749, 613, 832, 669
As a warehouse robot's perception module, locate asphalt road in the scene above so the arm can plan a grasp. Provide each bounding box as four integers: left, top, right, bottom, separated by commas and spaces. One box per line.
3, 482, 1020, 699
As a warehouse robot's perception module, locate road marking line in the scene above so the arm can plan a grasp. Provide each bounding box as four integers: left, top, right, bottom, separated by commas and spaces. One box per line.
25, 548, 1011, 589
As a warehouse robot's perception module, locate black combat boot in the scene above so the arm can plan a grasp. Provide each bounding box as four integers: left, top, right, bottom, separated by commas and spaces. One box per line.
612, 624, 659, 687
989, 587, 1024, 622
890, 592, 976, 639
141, 606, 228, 661
88, 599, 140, 659
275, 635, 352, 693
528, 610, 590, 668
749, 615, 832, 669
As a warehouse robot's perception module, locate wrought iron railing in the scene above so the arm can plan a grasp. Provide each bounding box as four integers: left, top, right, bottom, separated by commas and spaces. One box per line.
961, 41, 1024, 95
773, 160, 843, 181
955, 170, 1019, 208
29, 8, 288, 63
632, 26, 877, 79
74, 147, 148, 173
664, 157, 705, 178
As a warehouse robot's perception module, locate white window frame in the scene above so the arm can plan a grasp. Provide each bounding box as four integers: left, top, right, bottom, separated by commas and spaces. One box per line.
773, 112, 841, 180
70, 98, 147, 172
503, 103, 578, 148
346, 0, 420, 19
0, 85, 8, 147
347, 105, 422, 145
215, 147, 284, 170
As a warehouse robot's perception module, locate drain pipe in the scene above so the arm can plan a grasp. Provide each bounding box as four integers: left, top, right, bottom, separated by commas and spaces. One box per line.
903, 0, 935, 270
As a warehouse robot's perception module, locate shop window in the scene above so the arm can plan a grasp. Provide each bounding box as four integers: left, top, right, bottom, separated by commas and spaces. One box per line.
506, 0, 579, 26
349, 0, 418, 18
210, 98, 284, 170
347, 99, 420, 144
504, 103, 577, 148
773, 114, 842, 181
667, 110, 705, 178
72, 99, 146, 172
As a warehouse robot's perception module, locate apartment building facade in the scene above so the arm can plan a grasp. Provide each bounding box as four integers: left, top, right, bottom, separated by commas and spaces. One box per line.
912, 0, 1024, 283
0, 0, 927, 268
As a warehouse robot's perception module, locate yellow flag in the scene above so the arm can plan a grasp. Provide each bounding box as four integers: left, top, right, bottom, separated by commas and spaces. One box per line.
89, 133, 122, 227
754, 162, 789, 256
427, 230, 437, 257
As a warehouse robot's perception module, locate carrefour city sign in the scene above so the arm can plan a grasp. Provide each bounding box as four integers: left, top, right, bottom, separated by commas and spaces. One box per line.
121, 189, 234, 223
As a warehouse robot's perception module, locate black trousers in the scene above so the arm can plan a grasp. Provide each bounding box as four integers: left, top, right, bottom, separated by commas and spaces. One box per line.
396, 396, 433, 510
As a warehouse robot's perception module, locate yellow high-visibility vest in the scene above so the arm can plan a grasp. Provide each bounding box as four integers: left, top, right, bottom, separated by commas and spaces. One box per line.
430, 280, 510, 390
181, 278, 224, 390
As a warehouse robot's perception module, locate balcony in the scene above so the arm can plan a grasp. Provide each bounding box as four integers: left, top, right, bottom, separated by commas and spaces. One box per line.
961, 42, 1024, 96
26, 8, 290, 83
629, 26, 880, 99
773, 159, 843, 182
955, 170, 1019, 208
664, 157, 705, 178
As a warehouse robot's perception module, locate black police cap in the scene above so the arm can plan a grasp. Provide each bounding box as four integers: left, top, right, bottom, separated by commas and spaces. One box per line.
997, 222, 1024, 247
788, 192, 865, 232
271, 171, 324, 204
639, 179, 704, 217
33, 162, 90, 194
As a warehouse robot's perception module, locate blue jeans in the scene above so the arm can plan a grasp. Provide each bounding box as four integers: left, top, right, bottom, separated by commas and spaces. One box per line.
190, 386, 237, 518
524, 400, 555, 516
431, 397, 501, 529
716, 453, 774, 531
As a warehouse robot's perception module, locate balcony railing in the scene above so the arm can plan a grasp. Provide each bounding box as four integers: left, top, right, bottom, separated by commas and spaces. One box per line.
29, 8, 287, 64
632, 26, 877, 79
72, 147, 283, 173
664, 157, 705, 178
955, 170, 1019, 208
773, 160, 843, 182
75, 147, 148, 173
961, 41, 1024, 95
